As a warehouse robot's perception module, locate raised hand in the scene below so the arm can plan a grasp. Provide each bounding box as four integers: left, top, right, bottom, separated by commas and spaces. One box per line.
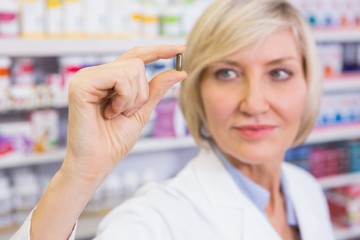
29, 45, 186, 240
63, 45, 187, 183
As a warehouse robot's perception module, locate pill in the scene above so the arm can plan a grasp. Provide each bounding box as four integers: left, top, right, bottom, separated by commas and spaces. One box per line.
176, 53, 183, 71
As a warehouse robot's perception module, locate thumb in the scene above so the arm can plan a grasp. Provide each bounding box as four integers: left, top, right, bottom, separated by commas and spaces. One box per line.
140, 69, 187, 118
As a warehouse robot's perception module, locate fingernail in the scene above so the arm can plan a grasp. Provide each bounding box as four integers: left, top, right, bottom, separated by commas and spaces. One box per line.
104, 110, 117, 120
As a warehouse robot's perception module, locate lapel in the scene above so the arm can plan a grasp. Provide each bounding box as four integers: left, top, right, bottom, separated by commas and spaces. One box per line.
282, 163, 321, 240
191, 149, 282, 240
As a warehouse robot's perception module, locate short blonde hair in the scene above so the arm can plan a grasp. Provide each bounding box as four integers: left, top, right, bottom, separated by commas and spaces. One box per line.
180, 0, 321, 148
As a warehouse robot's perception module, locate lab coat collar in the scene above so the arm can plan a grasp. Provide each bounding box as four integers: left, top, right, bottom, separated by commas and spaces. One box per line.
282, 163, 325, 240
191, 148, 283, 239
192, 148, 263, 209
190, 148, 332, 240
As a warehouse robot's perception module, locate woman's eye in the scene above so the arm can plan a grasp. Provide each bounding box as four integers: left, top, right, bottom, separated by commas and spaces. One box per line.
270, 69, 292, 81
214, 69, 238, 80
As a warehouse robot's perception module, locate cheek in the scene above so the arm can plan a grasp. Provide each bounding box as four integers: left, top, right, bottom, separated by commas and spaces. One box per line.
202, 93, 226, 125
201, 83, 238, 127
277, 85, 307, 126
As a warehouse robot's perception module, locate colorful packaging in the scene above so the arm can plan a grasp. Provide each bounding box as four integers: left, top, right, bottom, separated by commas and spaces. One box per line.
0, 122, 32, 156
153, 98, 178, 137
327, 185, 360, 228
30, 109, 59, 153
0, 0, 20, 37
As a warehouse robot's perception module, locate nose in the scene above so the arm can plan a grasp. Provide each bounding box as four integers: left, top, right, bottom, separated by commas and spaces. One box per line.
239, 78, 269, 116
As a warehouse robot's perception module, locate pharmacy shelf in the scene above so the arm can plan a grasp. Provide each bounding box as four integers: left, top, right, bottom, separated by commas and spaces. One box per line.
0, 37, 186, 57
1, 74, 360, 113
313, 28, 360, 42
323, 75, 360, 92
0, 103, 68, 115
319, 173, 360, 239
1, 124, 359, 168
0, 137, 197, 169
0, 148, 67, 169
0, 27, 359, 57
319, 172, 360, 190
306, 124, 360, 145
334, 226, 360, 240
132, 136, 196, 153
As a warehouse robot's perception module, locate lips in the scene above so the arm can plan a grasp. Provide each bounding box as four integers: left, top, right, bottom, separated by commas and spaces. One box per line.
234, 125, 276, 140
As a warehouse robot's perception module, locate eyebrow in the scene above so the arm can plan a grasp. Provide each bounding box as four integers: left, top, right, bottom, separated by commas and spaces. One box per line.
264, 57, 300, 65
213, 57, 300, 66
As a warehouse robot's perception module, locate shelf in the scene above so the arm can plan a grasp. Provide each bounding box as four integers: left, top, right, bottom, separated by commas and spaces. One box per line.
334, 226, 360, 240
0, 27, 359, 57
1, 124, 359, 168
313, 28, 360, 42
323, 75, 360, 92
318, 172, 360, 190
306, 124, 360, 145
0, 37, 186, 57
0, 149, 67, 168
0, 103, 68, 115
132, 136, 196, 153
0, 74, 359, 113
0, 137, 197, 169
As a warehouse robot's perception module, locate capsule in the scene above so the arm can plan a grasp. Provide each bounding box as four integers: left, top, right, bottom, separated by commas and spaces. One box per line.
176, 53, 183, 71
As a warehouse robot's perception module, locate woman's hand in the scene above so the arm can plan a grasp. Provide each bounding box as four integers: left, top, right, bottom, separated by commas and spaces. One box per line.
63, 45, 187, 184
29, 45, 186, 240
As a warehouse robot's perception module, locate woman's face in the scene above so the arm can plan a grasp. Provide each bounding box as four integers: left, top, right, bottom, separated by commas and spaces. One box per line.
200, 29, 307, 166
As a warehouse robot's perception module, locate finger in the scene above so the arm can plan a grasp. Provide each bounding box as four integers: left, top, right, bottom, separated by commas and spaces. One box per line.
103, 63, 149, 119
70, 59, 144, 105
117, 45, 186, 64
123, 67, 149, 117
103, 94, 127, 119
140, 69, 187, 118
105, 66, 146, 119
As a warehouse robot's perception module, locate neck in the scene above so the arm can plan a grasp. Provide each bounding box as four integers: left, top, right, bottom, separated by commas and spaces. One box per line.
231, 158, 282, 194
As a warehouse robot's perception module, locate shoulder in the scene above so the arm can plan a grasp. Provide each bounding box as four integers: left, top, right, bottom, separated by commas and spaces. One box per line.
282, 162, 328, 210
282, 163, 334, 238
282, 162, 320, 188
282, 162, 327, 206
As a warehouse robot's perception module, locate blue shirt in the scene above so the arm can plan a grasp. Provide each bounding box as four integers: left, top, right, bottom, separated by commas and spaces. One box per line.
211, 142, 299, 227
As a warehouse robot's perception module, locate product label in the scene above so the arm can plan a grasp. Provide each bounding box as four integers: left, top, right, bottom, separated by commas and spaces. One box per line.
0, 12, 19, 36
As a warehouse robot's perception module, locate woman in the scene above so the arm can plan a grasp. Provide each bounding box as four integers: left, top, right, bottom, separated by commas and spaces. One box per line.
12, 0, 334, 239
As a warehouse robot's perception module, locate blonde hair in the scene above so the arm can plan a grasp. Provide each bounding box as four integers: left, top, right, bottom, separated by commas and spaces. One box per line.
180, 0, 322, 148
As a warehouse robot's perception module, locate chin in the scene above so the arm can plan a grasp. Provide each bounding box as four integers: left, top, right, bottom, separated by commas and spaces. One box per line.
231, 147, 283, 166
237, 155, 274, 166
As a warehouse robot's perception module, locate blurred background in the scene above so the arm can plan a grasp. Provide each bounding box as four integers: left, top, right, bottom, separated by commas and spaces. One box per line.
0, 0, 359, 239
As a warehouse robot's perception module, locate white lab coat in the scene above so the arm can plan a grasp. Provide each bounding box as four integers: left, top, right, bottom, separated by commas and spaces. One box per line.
95, 149, 335, 240
12, 148, 335, 240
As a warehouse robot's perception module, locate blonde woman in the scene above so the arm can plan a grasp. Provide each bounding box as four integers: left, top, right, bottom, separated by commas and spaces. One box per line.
12, 0, 334, 239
